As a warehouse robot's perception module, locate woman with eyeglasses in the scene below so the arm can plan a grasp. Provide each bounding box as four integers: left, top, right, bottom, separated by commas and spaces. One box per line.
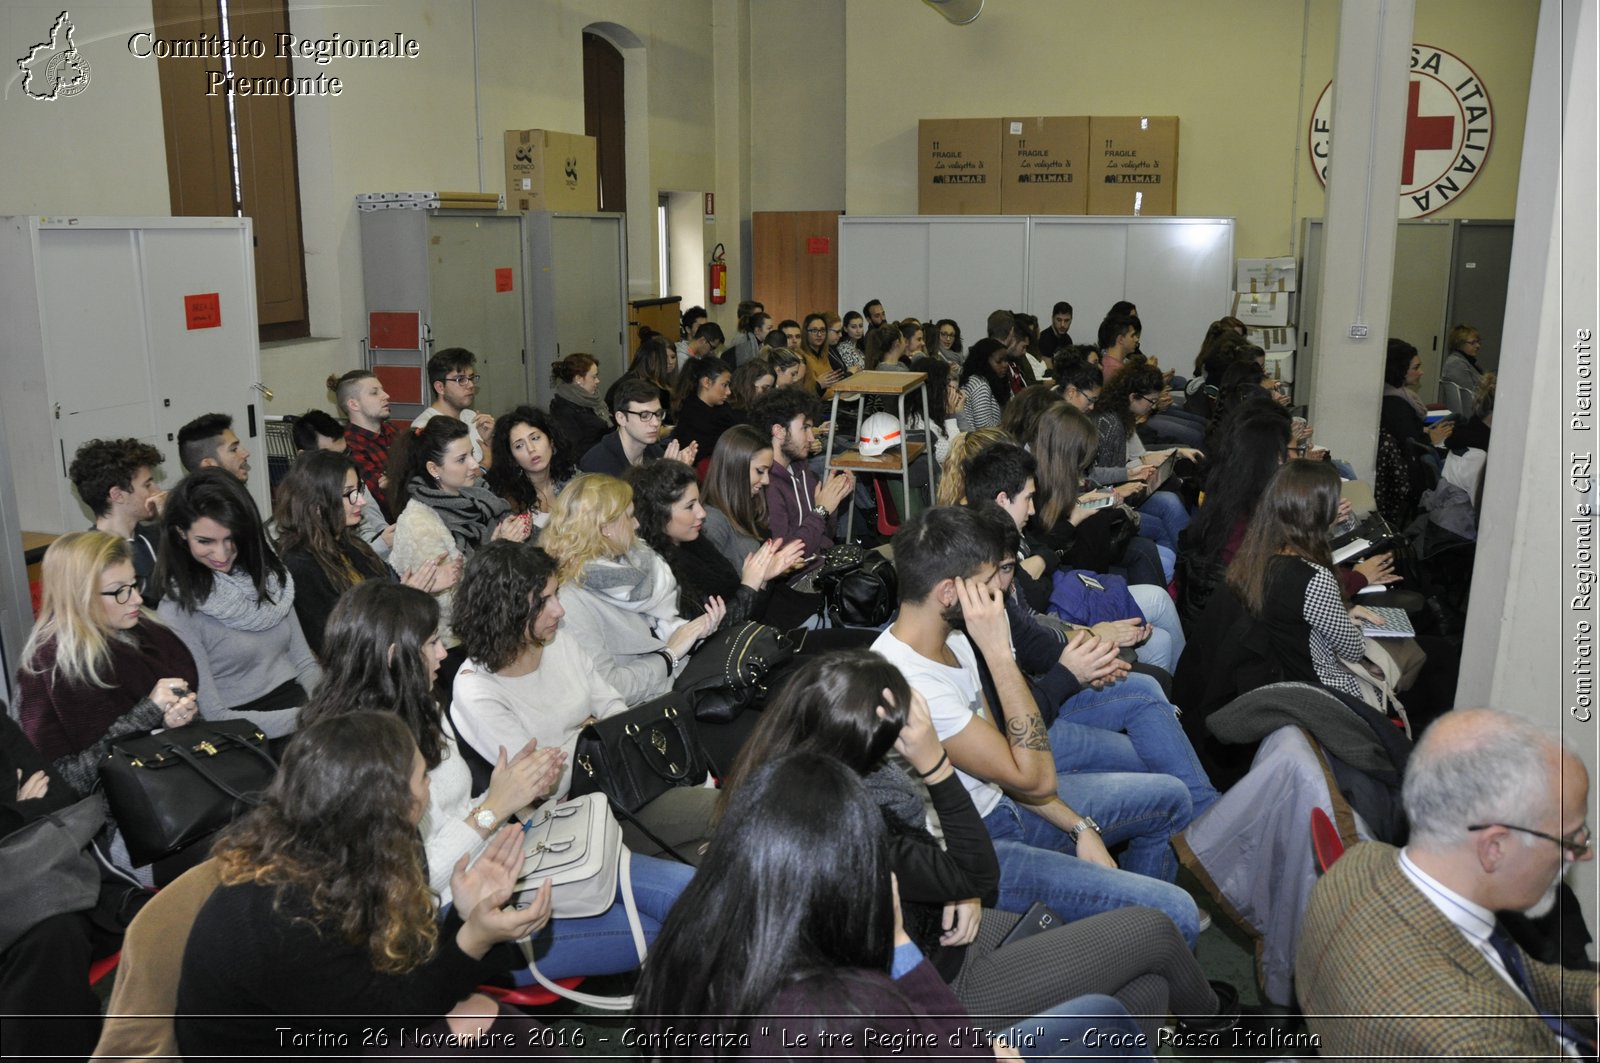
799, 312, 848, 393
15, 531, 199, 873
273, 449, 450, 656
935, 318, 966, 366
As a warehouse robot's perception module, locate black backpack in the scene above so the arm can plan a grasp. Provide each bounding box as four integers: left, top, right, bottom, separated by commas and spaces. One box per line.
814, 544, 898, 627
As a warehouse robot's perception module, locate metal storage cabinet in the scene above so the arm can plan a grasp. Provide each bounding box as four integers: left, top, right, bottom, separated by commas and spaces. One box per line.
520, 211, 629, 401
0, 215, 270, 534
359, 210, 527, 419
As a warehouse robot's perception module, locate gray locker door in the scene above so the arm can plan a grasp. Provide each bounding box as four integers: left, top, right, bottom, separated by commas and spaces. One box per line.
1445, 220, 1514, 375
426, 215, 527, 415
1387, 221, 1455, 400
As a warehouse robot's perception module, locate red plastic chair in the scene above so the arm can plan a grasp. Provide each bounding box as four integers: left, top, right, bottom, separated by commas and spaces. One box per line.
88, 951, 121, 986
477, 978, 585, 1007
872, 479, 902, 537
1310, 806, 1346, 874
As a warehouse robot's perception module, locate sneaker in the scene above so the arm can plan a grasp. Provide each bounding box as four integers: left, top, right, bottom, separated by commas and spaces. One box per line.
1197, 909, 1213, 934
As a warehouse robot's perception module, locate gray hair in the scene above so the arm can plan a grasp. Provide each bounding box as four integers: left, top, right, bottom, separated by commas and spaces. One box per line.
1403, 710, 1561, 850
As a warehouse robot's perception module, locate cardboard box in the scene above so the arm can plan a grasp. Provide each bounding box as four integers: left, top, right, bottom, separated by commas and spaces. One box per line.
1231, 290, 1292, 328
1000, 117, 1089, 214
1086, 117, 1180, 216
1236, 256, 1298, 293
504, 130, 597, 212
1245, 324, 1297, 354
918, 119, 1002, 214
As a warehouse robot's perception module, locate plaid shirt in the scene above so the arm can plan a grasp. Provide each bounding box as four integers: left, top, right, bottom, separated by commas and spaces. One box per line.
343, 421, 398, 513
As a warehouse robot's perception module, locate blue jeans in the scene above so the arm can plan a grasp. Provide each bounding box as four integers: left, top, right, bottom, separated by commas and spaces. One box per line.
515, 853, 694, 980
1050, 675, 1219, 817
983, 797, 1200, 948
1134, 490, 1190, 555
1001, 996, 1155, 1062
1128, 583, 1186, 671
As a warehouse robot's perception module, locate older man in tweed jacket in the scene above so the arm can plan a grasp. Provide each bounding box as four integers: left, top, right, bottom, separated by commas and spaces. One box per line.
1296, 709, 1597, 1060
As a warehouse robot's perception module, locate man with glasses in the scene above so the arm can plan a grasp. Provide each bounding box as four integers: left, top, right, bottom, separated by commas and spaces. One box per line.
412, 348, 496, 469
1298, 708, 1597, 1058
578, 376, 690, 476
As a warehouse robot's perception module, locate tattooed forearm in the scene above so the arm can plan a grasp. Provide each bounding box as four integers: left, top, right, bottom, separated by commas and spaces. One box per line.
1006, 715, 1051, 752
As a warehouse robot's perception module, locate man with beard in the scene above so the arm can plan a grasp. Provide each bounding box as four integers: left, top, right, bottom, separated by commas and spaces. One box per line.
1297, 708, 1597, 1059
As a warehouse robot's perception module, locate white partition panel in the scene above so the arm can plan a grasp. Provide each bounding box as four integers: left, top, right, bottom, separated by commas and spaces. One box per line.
841, 216, 1234, 358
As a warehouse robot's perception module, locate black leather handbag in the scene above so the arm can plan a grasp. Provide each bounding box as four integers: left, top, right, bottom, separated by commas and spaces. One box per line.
568, 694, 710, 813
99, 720, 278, 866
673, 620, 794, 723
815, 544, 898, 627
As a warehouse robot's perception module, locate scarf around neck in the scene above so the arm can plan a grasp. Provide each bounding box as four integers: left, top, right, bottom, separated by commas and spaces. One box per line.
555, 380, 612, 426
197, 567, 295, 632
576, 542, 687, 638
408, 478, 510, 553
1384, 383, 1430, 422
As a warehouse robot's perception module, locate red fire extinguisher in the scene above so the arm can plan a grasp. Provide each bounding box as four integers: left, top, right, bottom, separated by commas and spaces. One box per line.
708, 243, 727, 305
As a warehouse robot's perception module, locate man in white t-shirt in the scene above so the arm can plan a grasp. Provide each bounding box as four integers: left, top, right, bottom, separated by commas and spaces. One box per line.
872, 505, 1202, 945
412, 347, 495, 468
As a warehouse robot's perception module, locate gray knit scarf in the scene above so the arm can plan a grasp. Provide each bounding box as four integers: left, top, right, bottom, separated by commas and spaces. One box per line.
407, 478, 510, 553
863, 761, 928, 831
196, 567, 295, 632
1384, 383, 1430, 422
555, 380, 612, 427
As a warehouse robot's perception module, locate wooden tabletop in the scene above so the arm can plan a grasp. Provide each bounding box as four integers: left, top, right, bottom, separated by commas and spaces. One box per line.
825, 370, 928, 398
830, 442, 928, 471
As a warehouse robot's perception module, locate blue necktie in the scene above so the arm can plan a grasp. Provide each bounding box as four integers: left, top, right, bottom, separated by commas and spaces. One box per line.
1487, 921, 1596, 1059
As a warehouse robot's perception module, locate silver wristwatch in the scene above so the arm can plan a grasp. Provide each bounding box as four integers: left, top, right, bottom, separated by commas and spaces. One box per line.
470, 805, 496, 831
1068, 816, 1101, 842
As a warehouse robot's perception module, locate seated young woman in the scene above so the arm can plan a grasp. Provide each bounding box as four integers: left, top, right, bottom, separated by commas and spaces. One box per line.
668, 356, 738, 458
273, 449, 447, 656
1091, 363, 1198, 570
713, 652, 1229, 1042
449, 541, 717, 861
485, 405, 573, 533
1224, 460, 1390, 699
635, 750, 1156, 1060
175, 713, 553, 1056
13, 531, 198, 884
604, 334, 676, 418
728, 359, 776, 416
546, 353, 611, 461
1029, 403, 1171, 592
153, 470, 318, 739
388, 417, 531, 677
955, 339, 1015, 432
537, 473, 723, 707
300, 580, 696, 975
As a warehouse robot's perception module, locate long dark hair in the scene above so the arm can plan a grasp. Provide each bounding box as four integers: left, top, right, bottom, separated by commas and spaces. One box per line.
672, 357, 731, 415
628, 336, 675, 392
999, 384, 1064, 450
154, 469, 285, 612
211, 712, 437, 974
717, 651, 911, 818
451, 541, 558, 672
627, 460, 697, 561
273, 450, 382, 594
385, 416, 470, 515
702, 424, 771, 540
1226, 459, 1342, 615
959, 339, 1013, 409
1032, 403, 1100, 531
486, 405, 573, 515
907, 356, 952, 424
1189, 408, 1293, 557
632, 751, 896, 1034
299, 582, 447, 770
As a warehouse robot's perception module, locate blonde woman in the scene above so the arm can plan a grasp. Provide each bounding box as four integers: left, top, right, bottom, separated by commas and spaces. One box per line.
15, 531, 200, 875
540, 474, 724, 706
935, 428, 1009, 506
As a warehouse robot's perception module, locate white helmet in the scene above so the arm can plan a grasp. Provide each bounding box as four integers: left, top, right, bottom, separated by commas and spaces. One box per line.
858, 412, 903, 457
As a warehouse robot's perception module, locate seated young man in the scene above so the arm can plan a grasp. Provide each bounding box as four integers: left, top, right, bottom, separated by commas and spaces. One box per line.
579, 376, 690, 476
747, 387, 854, 557
176, 412, 251, 482
971, 504, 1219, 819
963, 442, 1185, 673
872, 506, 1204, 945
68, 437, 166, 604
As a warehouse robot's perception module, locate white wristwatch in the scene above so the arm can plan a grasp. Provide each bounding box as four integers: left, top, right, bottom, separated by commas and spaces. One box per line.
470, 805, 497, 831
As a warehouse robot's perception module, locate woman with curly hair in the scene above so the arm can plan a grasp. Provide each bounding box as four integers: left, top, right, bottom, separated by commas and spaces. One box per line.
546, 353, 611, 462
538, 474, 724, 707
486, 405, 574, 530
274, 449, 445, 655
175, 712, 552, 1056
956, 340, 1015, 432
302, 580, 697, 970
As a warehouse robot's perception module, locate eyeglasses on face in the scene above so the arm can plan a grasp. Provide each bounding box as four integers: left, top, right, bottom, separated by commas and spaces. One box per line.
445, 373, 480, 385
623, 408, 665, 423
806, 326, 827, 334
1467, 822, 1593, 857
1137, 393, 1162, 404
99, 583, 139, 604
343, 484, 367, 504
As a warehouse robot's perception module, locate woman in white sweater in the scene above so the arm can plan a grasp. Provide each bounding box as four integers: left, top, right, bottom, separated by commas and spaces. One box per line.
450, 541, 718, 860
298, 580, 694, 980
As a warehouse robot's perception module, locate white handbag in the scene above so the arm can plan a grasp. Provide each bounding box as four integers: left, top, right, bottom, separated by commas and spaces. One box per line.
1338, 637, 1412, 738
514, 792, 646, 1010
